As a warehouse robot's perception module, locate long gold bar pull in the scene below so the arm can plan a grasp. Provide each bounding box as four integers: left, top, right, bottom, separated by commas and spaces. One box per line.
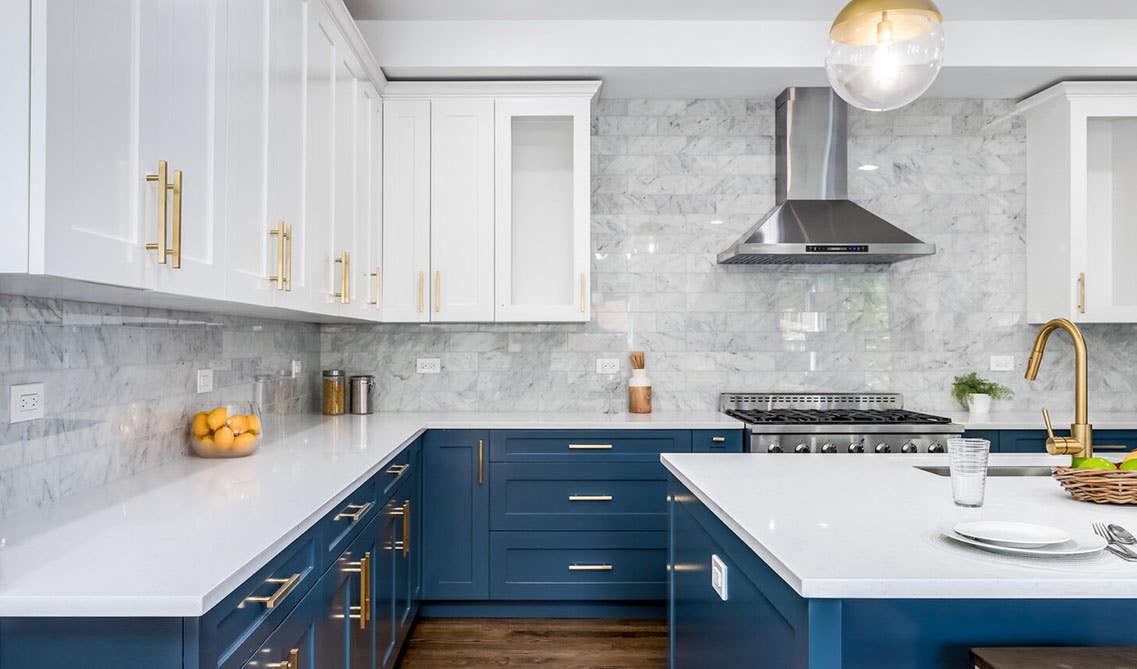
284, 224, 293, 292
1077, 272, 1085, 314
334, 251, 350, 304
361, 551, 371, 627
568, 564, 613, 572
290, 648, 300, 669
403, 499, 410, 557
145, 160, 169, 264
418, 271, 424, 312
169, 169, 183, 268
568, 495, 613, 502
580, 271, 586, 312
435, 271, 441, 313
268, 220, 285, 289
369, 267, 381, 309
477, 439, 484, 485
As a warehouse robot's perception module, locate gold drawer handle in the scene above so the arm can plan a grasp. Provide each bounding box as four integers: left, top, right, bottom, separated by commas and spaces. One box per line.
284, 224, 293, 291
244, 572, 301, 609
266, 648, 299, 669
434, 270, 441, 312
334, 251, 350, 303
334, 501, 372, 522
1078, 272, 1086, 314
568, 495, 613, 502
478, 439, 484, 485
711, 436, 726, 443
345, 552, 371, 628
268, 220, 286, 289
568, 444, 612, 450
145, 160, 181, 267
403, 499, 411, 557
1095, 444, 1129, 451
568, 564, 613, 572
369, 267, 381, 308
386, 463, 409, 476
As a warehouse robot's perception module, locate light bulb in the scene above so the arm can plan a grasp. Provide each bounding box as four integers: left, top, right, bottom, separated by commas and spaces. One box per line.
825, 1, 945, 112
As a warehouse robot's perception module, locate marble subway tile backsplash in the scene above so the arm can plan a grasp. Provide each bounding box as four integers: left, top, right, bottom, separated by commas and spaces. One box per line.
0, 296, 320, 516
323, 97, 1137, 415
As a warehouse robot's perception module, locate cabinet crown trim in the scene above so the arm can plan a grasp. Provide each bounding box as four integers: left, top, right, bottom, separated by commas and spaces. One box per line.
1016, 81, 1137, 115
382, 80, 602, 99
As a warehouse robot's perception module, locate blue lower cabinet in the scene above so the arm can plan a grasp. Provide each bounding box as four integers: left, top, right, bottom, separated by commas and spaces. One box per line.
374, 494, 400, 669
490, 429, 693, 462
422, 429, 490, 600
970, 429, 1137, 454
245, 578, 321, 669
0, 618, 183, 669
692, 429, 744, 453
317, 514, 377, 669
490, 531, 668, 600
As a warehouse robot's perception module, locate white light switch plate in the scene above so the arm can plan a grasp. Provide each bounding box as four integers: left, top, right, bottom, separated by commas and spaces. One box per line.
416, 358, 441, 374
196, 369, 214, 394
596, 358, 620, 374
711, 554, 728, 601
989, 355, 1015, 372
9, 383, 45, 423
291, 360, 303, 377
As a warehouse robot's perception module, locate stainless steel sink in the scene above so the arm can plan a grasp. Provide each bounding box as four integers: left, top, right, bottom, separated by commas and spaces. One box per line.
915, 465, 1053, 477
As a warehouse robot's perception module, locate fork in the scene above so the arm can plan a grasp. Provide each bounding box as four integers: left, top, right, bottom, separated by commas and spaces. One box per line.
1093, 522, 1137, 560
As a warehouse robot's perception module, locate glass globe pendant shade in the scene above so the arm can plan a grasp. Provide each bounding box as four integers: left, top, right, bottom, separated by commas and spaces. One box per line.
825, 0, 945, 112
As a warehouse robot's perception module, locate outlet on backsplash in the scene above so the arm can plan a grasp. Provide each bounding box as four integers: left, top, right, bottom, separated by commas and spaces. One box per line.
989, 355, 1015, 372
417, 358, 441, 374
9, 383, 45, 423
196, 369, 214, 394
596, 358, 620, 374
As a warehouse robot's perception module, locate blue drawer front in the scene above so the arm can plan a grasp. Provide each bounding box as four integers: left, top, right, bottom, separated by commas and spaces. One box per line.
490, 531, 667, 600
974, 429, 1137, 454
319, 474, 378, 572
491, 462, 668, 531
692, 429, 744, 453
490, 429, 692, 462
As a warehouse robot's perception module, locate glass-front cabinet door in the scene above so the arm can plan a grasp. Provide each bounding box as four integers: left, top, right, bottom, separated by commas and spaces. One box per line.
493, 96, 592, 322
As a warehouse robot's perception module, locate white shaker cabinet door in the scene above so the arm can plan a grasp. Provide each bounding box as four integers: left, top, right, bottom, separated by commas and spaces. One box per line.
353, 83, 382, 319
494, 96, 591, 322
304, 0, 337, 312
330, 50, 361, 310
381, 99, 431, 322
430, 98, 495, 322
34, 0, 151, 288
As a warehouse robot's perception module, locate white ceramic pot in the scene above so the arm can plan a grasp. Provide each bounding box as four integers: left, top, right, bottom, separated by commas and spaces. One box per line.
967, 393, 993, 415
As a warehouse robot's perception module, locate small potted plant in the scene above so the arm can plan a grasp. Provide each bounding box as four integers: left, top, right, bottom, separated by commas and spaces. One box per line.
951, 372, 1013, 415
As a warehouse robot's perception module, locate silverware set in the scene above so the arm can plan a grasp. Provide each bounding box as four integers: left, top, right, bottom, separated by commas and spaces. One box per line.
1091, 522, 1137, 561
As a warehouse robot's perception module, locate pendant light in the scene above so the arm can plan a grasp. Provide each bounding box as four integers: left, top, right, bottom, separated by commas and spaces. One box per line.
825, 0, 944, 112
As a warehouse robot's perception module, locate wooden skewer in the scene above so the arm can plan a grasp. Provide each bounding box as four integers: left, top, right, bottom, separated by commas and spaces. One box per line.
629, 351, 645, 370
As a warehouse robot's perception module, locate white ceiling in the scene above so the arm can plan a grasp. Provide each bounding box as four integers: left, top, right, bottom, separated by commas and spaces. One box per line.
347, 0, 1137, 21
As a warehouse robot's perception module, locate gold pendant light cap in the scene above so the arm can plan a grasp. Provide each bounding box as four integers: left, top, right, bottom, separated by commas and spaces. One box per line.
830, 0, 942, 46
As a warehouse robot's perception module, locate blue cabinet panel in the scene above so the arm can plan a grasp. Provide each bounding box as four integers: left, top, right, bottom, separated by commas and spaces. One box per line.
490, 429, 692, 462
319, 473, 377, 573
0, 618, 183, 669
971, 429, 1137, 454
491, 462, 669, 531
374, 494, 400, 669
961, 429, 1001, 451
316, 514, 377, 669
691, 429, 744, 453
245, 577, 320, 669
422, 429, 490, 600
490, 531, 667, 600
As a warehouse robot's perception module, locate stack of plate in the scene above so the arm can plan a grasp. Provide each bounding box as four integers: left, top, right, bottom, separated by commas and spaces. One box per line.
945, 521, 1106, 557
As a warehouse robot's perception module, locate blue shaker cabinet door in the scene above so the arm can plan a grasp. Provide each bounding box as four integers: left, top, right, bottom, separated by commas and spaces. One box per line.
422, 430, 490, 600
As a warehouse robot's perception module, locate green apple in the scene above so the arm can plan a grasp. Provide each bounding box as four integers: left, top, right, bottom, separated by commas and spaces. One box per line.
1119, 459, 1137, 471
1076, 457, 1118, 470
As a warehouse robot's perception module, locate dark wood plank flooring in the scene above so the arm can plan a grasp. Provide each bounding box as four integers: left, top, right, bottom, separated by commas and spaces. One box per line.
397, 618, 668, 668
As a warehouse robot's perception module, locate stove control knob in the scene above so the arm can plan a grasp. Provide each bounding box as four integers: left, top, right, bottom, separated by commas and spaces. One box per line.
874, 443, 892, 453
821, 443, 838, 454
928, 442, 945, 454
900, 441, 918, 454
794, 443, 810, 454
768, 444, 784, 453
848, 442, 864, 453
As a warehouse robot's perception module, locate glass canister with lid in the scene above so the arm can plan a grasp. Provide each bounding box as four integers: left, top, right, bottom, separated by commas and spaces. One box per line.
322, 369, 346, 415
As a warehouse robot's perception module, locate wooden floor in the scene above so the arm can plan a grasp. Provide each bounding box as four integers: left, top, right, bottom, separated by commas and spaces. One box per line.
396, 618, 669, 668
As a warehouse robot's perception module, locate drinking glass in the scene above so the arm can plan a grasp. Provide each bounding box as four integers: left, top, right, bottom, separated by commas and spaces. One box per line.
947, 438, 991, 507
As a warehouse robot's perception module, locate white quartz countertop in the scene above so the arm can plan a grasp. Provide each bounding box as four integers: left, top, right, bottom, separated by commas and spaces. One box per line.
944, 410, 1137, 431
0, 411, 741, 617
662, 452, 1137, 600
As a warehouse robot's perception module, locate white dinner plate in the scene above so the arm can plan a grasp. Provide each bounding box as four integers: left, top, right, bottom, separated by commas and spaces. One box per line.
944, 532, 1106, 557
953, 521, 1071, 548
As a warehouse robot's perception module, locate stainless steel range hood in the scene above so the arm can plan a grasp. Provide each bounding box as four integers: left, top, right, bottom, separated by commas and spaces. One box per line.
717, 88, 936, 265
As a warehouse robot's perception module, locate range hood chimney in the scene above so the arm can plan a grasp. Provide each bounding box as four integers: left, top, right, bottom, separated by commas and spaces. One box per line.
717, 87, 936, 265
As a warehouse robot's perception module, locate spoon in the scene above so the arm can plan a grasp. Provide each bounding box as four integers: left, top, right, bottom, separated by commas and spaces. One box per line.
1109, 523, 1137, 545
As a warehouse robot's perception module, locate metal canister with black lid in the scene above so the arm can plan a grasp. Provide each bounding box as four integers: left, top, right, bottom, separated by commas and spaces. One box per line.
349, 375, 376, 415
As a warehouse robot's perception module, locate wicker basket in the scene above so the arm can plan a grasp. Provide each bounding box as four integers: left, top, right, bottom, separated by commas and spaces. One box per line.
1052, 466, 1137, 504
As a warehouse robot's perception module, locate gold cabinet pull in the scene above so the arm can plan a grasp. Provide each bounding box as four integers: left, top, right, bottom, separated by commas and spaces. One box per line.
243, 572, 301, 609
568, 443, 612, 450
568, 564, 613, 572
334, 501, 372, 522
268, 220, 285, 289
1077, 272, 1086, 314
711, 436, 726, 443
403, 499, 411, 557
145, 160, 171, 264
386, 463, 409, 477
580, 271, 586, 312
284, 224, 293, 292
267, 648, 300, 669
369, 267, 381, 308
477, 439, 484, 485
345, 552, 371, 628
434, 270, 441, 312
169, 169, 182, 268
418, 271, 424, 312
334, 251, 350, 303
568, 495, 613, 502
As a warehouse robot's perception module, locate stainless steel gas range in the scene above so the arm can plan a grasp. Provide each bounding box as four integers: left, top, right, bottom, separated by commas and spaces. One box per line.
721, 392, 964, 454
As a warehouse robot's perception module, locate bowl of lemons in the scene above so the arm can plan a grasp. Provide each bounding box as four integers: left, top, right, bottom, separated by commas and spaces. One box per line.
190, 404, 262, 458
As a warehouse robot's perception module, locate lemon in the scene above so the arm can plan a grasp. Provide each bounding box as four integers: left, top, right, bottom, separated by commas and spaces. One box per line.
1124, 450, 1137, 463
228, 414, 249, 434
207, 407, 229, 431
213, 426, 235, 448
192, 412, 211, 438
234, 432, 257, 450
246, 414, 262, 435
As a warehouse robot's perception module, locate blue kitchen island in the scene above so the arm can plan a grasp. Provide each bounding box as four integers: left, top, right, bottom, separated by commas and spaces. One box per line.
664, 452, 1137, 668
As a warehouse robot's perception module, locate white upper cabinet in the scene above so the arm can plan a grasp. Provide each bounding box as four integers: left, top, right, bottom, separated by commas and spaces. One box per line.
381, 100, 431, 322
304, 1, 338, 312
0, 0, 29, 273
430, 99, 496, 322
354, 84, 383, 318
494, 95, 594, 322
1019, 82, 1137, 324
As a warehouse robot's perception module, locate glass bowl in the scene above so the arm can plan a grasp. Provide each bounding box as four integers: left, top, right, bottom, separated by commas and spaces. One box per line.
189, 403, 262, 458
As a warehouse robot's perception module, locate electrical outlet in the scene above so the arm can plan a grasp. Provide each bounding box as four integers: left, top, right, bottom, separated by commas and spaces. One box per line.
711, 554, 729, 601
989, 355, 1015, 372
9, 383, 45, 423
196, 369, 214, 394
596, 358, 620, 374
291, 360, 303, 377
416, 358, 441, 374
